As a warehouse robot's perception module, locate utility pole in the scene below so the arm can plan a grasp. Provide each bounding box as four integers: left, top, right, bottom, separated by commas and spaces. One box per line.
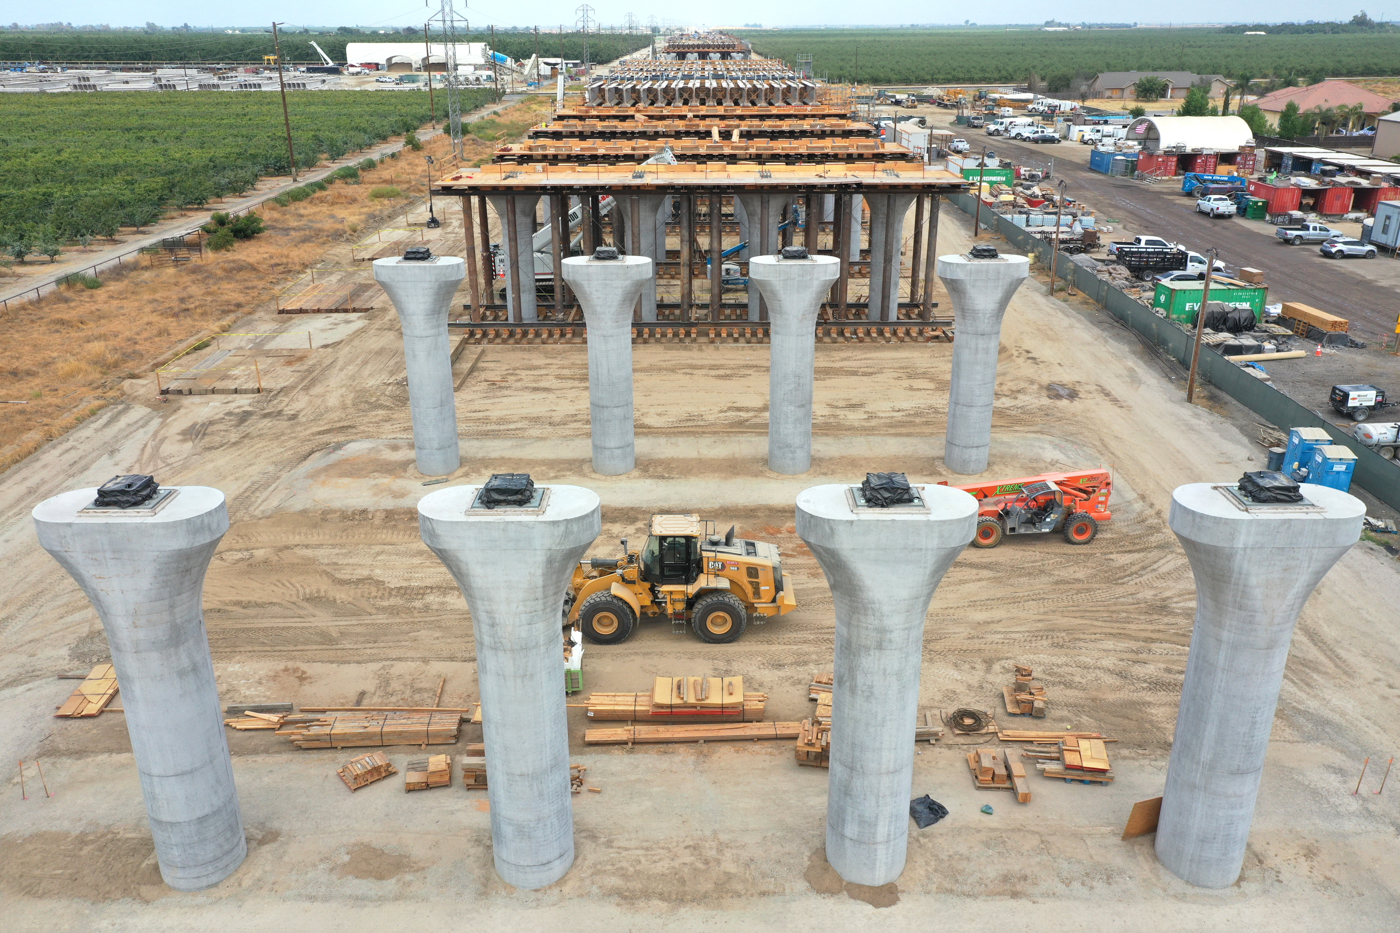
424, 22, 436, 128
1185, 249, 1219, 404
489, 24, 501, 100
1048, 184, 1064, 299
271, 22, 296, 181
971, 147, 987, 239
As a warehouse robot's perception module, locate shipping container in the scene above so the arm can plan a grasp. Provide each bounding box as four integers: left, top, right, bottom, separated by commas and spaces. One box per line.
1351, 186, 1400, 215
1089, 148, 1115, 174
1246, 180, 1302, 215
956, 166, 1014, 186
1372, 201, 1400, 249
1151, 281, 1268, 323
1135, 153, 1178, 177
1181, 153, 1219, 174
1314, 185, 1355, 216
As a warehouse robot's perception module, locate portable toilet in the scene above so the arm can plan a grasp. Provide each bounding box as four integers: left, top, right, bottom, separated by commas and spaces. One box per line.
1284, 427, 1332, 476
1304, 444, 1356, 492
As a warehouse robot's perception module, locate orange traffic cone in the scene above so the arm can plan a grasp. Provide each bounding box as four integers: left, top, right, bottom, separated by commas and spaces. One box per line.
1315, 344, 1323, 357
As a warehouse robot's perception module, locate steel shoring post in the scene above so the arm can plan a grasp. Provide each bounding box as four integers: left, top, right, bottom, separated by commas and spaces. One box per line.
630, 194, 643, 321
553, 193, 567, 319
710, 192, 722, 321
462, 196, 481, 322
477, 197, 492, 313
590, 193, 604, 251
680, 195, 693, 322
1185, 248, 1219, 404
804, 190, 819, 254
909, 194, 925, 311
582, 196, 595, 255
922, 196, 940, 320
879, 194, 899, 323
831, 192, 847, 316
505, 195, 523, 325
758, 194, 771, 321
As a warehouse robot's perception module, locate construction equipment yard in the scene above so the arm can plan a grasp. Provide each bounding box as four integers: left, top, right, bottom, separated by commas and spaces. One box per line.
2, 202, 1397, 927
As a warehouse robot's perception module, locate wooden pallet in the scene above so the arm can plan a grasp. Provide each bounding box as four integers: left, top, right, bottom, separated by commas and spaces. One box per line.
584, 721, 802, 746
277, 282, 382, 314
404, 754, 452, 791
55, 664, 118, 718
337, 752, 397, 791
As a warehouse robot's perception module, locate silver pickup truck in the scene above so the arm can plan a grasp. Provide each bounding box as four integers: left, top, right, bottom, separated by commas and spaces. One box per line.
1276, 222, 1343, 245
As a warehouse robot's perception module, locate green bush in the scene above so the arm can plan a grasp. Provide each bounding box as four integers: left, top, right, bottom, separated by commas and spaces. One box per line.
206, 228, 236, 251
62, 273, 102, 289
229, 214, 264, 239
272, 193, 291, 207
358, 158, 377, 171
305, 179, 328, 192
285, 186, 313, 202
331, 165, 360, 183
405, 132, 423, 151
369, 186, 403, 199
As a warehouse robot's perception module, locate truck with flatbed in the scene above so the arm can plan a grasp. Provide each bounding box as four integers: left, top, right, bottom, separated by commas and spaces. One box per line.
1108, 236, 1226, 281
1277, 222, 1344, 245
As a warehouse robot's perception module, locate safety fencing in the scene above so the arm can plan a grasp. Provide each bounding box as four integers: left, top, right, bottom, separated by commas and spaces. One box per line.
947, 190, 1400, 512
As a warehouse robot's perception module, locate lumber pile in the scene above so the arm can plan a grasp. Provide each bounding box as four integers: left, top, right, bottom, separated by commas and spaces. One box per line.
997, 728, 1109, 743
404, 754, 452, 791
225, 703, 293, 716
584, 721, 801, 745
337, 752, 397, 791
461, 757, 487, 790
570, 764, 587, 794
796, 718, 830, 768
55, 664, 119, 718
1002, 664, 1048, 718
1280, 301, 1348, 336
267, 711, 462, 749
224, 710, 288, 730
1022, 736, 1115, 784
966, 748, 1031, 803
808, 672, 832, 701
583, 675, 765, 722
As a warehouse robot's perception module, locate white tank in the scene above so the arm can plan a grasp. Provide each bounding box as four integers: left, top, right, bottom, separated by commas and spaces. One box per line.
1352, 422, 1399, 452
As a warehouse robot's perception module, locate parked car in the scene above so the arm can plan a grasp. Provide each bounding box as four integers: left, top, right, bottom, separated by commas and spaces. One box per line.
948, 138, 970, 153
1277, 222, 1344, 245
1331, 384, 1390, 422
1030, 131, 1060, 144
375, 75, 398, 84
1319, 237, 1378, 259
1195, 195, 1238, 218
966, 115, 985, 128
1154, 270, 1208, 284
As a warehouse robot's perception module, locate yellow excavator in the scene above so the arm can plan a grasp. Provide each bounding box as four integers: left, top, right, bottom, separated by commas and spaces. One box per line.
564, 514, 796, 645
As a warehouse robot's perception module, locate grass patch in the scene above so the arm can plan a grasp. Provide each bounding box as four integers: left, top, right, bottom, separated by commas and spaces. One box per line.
369, 186, 404, 200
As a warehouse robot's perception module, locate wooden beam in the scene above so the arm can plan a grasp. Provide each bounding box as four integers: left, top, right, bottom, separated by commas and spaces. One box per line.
923, 195, 940, 321
504, 195, 523, 324
461, 196, 481, 323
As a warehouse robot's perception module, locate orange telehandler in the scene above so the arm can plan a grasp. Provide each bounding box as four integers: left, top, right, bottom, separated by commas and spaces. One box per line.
937, 468, 1113, 548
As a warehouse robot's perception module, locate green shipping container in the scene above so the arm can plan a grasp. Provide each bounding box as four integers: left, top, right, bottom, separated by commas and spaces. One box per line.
960, 167, 1014, 186
1152, 281, 1268, 324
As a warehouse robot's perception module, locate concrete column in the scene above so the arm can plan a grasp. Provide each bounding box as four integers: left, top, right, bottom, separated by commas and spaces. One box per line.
865, 193, 915, 322
33, 487, 243, 891
373, 255, 466, 476
419, 483, 601, 889
487, 194, 542, 323
796, 482, 979, 885
1156, 481, 1364, 888
737, 193, 777, 323
633, 193, 666, 322
937, 252, 1030, 475
749, 254, 840, 474
561, 253, 653, 475
847, 195, 863, 262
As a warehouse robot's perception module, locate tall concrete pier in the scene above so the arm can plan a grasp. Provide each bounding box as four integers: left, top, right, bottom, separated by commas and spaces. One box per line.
373, 254, 466, 476
748, 252, 840, 474
937, 251, 1029, 474
1156, 481, 1364, 888
419, 483, 601, 889
796, 482, 979, 885
561, 251, 653, 475
33, 486, 244, 891
866, 194, 915, 322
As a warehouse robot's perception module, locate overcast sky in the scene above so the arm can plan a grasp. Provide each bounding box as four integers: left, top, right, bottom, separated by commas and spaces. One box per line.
15, 2, 1395, 30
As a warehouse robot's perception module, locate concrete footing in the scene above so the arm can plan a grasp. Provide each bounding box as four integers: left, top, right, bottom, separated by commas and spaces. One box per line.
748, 254, 840, 474
937, 252, 1030, 474
418, 483, 601, 889
373, 255, 466, 476
1155, 481, 1363, 888
561, 254, 654, 474
796, 482, 979, 885
33, 486, 244, 891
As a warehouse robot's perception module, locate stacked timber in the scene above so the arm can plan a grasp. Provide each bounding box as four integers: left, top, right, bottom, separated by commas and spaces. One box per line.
461, 757, 487, 790
584, 675, 765, 722
272, 711, 463, 749
967, 748, 1031, 803
796, 718, 830, 768
404, 754, 452, 791
1002, 664, 1048, 718
585, 721, 801, 745
55, 664, 119, 718
1280, 301, 1348, 337
796, 676, 943, 768
337, 752, 397, 791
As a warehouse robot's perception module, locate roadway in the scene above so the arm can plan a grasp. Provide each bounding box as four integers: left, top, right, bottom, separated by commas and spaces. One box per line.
976, 133, 1400, 343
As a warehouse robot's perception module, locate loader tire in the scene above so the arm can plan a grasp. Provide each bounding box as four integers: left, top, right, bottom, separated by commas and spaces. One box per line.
690, 592, 748, 645
972, 517, 1004, 549
1063, 513, 1098, 545
579, 593, 636, 645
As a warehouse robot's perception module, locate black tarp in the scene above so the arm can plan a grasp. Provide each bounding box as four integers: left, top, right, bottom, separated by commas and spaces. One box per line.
910, 795, 949, 828
862, 472, 915, 507
1239, 471, 1304, 503
480, 473, 535, 508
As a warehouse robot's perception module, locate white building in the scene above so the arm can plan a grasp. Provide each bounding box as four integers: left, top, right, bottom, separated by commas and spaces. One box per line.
1124, 116, 1255, 154
344, 42, 498, 73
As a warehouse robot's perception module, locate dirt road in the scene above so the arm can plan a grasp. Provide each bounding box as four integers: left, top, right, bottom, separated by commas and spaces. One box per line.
0, 201, 1397, 929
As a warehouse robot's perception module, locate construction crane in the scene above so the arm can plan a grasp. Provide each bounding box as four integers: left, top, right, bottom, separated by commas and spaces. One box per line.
936, 469, 1113, 548
307, 41, 341, 74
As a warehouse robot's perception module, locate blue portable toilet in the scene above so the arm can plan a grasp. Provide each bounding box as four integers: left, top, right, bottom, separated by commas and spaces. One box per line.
1284, 427, 1331, 477
1305, 445, 1356, 492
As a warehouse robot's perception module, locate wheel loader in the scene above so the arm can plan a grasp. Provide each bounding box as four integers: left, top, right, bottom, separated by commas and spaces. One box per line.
564, 514, 796, 645
938, 468, 1113, 548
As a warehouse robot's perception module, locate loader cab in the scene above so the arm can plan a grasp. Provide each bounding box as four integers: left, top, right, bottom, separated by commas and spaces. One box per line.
639, 514, 703, 586
1005, 482, 1065, 532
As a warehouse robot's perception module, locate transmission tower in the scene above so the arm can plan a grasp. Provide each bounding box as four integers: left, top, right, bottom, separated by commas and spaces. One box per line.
432, 0, 471, 159
576, 4, 594, 74
623, 13, 638, 34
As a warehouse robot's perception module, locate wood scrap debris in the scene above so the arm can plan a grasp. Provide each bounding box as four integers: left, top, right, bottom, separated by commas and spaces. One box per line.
224, 703, 293, 716
337, 752, 397, 791
461, 758, 487, 789
808, 672, 833, 701
796, 711, 944, 769
997, 729, 1112, 743
1121, 797, 1163, 840
584, 721, 801, 745
966, 748, 1031, 803
570, 764, 586, 794
54, 664, 118, 718
1002, 664, 1048, 718
582, 675, 766, 722
224, 710, 288, 730
404, 754, 452, 791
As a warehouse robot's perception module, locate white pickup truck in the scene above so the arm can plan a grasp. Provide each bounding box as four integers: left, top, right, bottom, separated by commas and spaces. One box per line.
1195, 194, 1237, 218
1352, 422, 1400, 459
1276, 222, 1343, 245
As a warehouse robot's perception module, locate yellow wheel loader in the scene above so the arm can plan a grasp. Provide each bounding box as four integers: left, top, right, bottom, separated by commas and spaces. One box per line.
564, 514, 797, 645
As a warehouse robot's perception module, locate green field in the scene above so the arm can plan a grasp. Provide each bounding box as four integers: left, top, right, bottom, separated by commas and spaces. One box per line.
0, 90, 491, 244
0, 30, 648, 65
737, 27, 1400, 86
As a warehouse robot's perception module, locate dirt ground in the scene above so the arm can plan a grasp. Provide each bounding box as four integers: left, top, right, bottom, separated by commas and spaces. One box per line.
1, 192, 1398, 930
